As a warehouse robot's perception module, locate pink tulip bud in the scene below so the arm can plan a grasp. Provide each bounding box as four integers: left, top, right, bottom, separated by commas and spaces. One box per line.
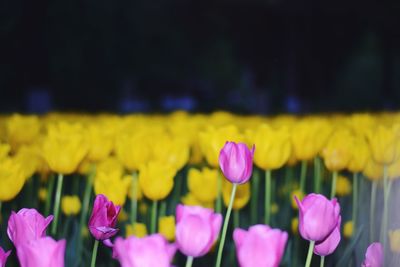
294, 193, 340, 242
233, 224, 288, 267
219, 141, 255, 184
0, 247, 11, 267
175, 204, 222, 257
16, 237, 66, 267
113, 234, 176, 267
7, 208, 53, 247
362, 242, 383, 267
314, 217, 341, 256
88, 194, 121, 241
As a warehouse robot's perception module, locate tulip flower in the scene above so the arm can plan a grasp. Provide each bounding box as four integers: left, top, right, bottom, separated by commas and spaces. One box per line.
187, 167, 218, 203
362, 242, 383, 267
0, 246, 11, 267
0, 158, 25, 202
94, 170, 131, 206
314, 217, 341, 257
7, 208, 53, 247
61, 195, 82, 216
175, 204, 222, 266
113, 234, 176, 267
16, 237, 66, 267
233, 224, 288, 267
158, 216, 176, 242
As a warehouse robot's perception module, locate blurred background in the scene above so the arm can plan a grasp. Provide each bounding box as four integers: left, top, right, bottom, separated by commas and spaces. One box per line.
1, 0, 400, 114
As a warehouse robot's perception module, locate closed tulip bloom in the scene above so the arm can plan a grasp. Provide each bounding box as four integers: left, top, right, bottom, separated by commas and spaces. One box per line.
151, 134, 190, 171
366, 124, 400, 165
362, 157, 383, 181
175, 204, 222, 258
295, 193, 341, 242
61, 195, 82, 216
0, 158, 25, 201
94, 170, 131, 206
219, 141, 255, 184
322, 129, 353, 172
16, 237, 66, 267
86, 122, 115, 162
158, 216, 175, 242
362, 242, 383, 267
6, 114, 40, 151
0, 247, 11, 267
187, 167, 218, 203
233, 224, 288, 267
88, 194, 121, 241
347, 136, 370, 173
314, 217, 341, 256
7, 208, 53, 246
113, 234, 176, 267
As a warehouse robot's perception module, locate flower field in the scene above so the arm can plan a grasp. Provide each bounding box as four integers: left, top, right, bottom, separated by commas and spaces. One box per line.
0, 111, 400, 267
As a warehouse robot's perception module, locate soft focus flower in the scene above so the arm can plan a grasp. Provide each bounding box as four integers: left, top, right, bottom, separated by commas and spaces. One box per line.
175, 204, 222, 258
291, 218, 299, 235
389, 229, 400, 253
126, 223, 148, 238
0, 158, 25, 201
388, 156, 400, 179
0, 143, 10, 160
14, 145, 41, 179
187, 167, 218, 202
7, 208, 53, 246
362, 242, 383, 267
219, 141, 254, 184
343, 221, 353, 238
295, 193, 341, 242
139, 161, 177, 201
96, 156, 124, 178
246, 124, 291, 170
85, 122, 115, 162
94, 170, 131, 206
363, 157, 383, 181
88, 194, 121, 241
233, 224, 288, 267
6, 114, 40, 151
347, 136, 370, 173
335, 175, 352, 197
0, 246, 11, 267
159, 216, 175, 242
314, 217, 341, 256
61, 195, 81, 216
367, 124, 400, 165
322, 129, 353, 172
38, 187, 47, 202
181, 193, 214, 210
151, 134, 190, 170
290, 189, 304, 210
222, 180, 250, 210
16, 237, 66, 267
113, 234, 176, 267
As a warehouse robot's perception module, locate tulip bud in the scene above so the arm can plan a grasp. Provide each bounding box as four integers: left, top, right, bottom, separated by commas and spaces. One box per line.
314, 217, 341, 256
362, 242, 383, 267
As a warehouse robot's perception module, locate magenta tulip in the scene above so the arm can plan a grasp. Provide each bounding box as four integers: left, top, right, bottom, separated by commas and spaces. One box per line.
295, 193, 340, 242
113, 234, 176, 267
88, 194, 121, 241
362, 242, 383, 267
314, 217, 341, 256
7, 208, 53, 246
175, 204, 222, 257
219, 141, 255, 184
16, 237, 66, 267
0, 247, 11, 267
233, 224, 288, 267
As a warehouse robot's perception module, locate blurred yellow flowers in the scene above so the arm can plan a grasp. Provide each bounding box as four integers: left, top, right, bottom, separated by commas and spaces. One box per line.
187, 167, 218, 203
158, 216, 175, 241
61, 195, 82, 216
389, 229, 400, 253
0, 159, 25, 201
222, 179, 250, 210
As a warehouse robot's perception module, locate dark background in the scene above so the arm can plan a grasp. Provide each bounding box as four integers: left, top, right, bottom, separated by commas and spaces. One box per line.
1, 0, 400, 114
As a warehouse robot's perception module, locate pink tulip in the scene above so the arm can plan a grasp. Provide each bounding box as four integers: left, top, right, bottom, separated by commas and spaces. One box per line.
0, 246, 11, 267
7, 208, 53, 246
16, 237, 66, 267
295, 193, 340, 242
175, 204, 222, 257
233, 225, 288, 267
219, 142, 255, 184
88, 194, 121, 241
113, 234, 176, 267
314, 217, 341, 256
362, 242, 383, 267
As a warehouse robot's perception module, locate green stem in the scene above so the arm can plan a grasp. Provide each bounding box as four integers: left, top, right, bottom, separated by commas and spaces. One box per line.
151, 200, 158, 234
130, 171, 138, 224
352, 172, 359, 231
45, 174, 55, 216
330, 171, 338, 199
320, 256, 325, 267
234, 210, 239, 229
300, 161, 307, 193
215, 183, 238, 267
80, 168, 95, 230
370, 181, 377, 243
314, 157, 322, 193
185, 256, 194, 267
380, 165, 391, 250
51, 173, 64, 235
305, 241, 315, 267
90, 240, 99, 267
265, 170, 272, 225
250, 170, 260, 224
159, 201, 167, 218
216, 172, 222, 214
0, 201, 2, 224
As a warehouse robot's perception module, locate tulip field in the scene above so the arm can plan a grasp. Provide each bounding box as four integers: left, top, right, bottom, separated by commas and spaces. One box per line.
1, 111, 400, 267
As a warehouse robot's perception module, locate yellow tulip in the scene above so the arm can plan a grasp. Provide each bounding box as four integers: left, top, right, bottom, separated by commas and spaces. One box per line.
0, 158, 25, 201
291, 217, 299, 235
127, 174, 143, 201
158, 216, 175, 241
85, 122, 114, 162
61, 195, 81, 216
14, 145, 41, 179
38, 187, 47, 202
366, 124, 400, 165
6, 114, 40, 151
96, 156, 124, 178
151, 134, 189, 170
388, 157, 400, 179
222, 179, 250, 210
138, 161, 176, 201
0, 143, 10, 161
187, 167, 218, 203
94, 170, 131, 206
343, 221, 353, 238
322, 128, 353, 171
246, 124, 291, 170
126, 222, 147, 238
118, 209, 129, 222
347, 136, 370, 173
181, 193, 214, 209
336, 175, 352, 197
363, 157, 383, 181
389, 229, 400, 253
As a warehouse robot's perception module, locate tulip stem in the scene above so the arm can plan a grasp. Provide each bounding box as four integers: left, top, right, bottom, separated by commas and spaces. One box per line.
159, 201, 167, 218
314, 157, 322, 193
250, 169, 260, 224
300, 161, 307, 193
185, 256, 194, 267
215, 183, 238, 267
90, 239, 99, 267
320, 256, 325, 267
380, 165, 391, 250
45, 174, 55, 216
51, 173, 64, 235
234, 210, 239, 228
305, 240, 315, 267
370, 181, 377, 243
352, 172, 359, 232
265, 170, 272, 225
130, 171, 138, 224
330, 171, 338, 199
151, 200, 158, 234
0, 201, 2, 224
216, 172, 222, 214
